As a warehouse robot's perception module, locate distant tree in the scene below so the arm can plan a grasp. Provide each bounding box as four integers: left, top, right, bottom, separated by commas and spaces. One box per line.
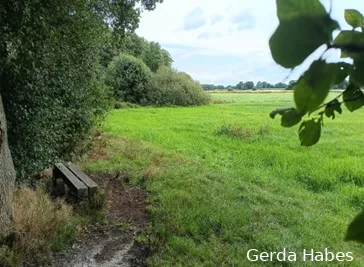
256, 81, 263, 89
235, 81, 245, 90
275, 82, 288, 88
201, 84, 214, 90
286, 80, 297, 90
143, 42, 173, 72
245, 81, 255, 89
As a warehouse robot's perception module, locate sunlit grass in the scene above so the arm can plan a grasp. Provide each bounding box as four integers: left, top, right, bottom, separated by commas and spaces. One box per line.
84, 92, 364, 266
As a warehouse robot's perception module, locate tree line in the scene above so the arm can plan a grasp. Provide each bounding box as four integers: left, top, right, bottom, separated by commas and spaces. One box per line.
201, 79, 349, 90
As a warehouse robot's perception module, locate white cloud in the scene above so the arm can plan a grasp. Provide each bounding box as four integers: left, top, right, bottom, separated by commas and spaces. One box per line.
137, 0, 364, 85
211, 14, 224, 25
231, 10, 256, 30
183, 7, 207, 31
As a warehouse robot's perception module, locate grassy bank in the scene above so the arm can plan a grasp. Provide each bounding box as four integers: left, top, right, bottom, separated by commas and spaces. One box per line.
83, 92, 364, 266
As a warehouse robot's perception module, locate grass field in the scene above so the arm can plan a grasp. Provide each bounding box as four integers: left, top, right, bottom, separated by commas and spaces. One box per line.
83, 92, 364, 266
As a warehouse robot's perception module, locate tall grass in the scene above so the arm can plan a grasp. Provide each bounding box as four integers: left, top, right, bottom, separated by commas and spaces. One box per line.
1, 187, 79, 265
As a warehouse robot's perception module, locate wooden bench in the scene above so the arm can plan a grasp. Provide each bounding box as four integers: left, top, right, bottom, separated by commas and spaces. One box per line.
66, 162, 98, 197
53, 163, 98, 198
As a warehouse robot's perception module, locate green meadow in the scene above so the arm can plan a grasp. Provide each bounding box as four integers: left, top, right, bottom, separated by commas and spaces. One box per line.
84, 92, 364, 266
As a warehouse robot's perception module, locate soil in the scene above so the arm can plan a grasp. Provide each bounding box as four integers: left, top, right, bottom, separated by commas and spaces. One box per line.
51, 172, 149, 267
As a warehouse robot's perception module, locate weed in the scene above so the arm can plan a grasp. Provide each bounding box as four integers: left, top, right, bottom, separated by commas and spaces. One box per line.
9, 186, 78, 264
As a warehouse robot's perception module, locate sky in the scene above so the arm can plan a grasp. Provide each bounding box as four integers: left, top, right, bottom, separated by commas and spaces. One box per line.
136, 0, 364, 86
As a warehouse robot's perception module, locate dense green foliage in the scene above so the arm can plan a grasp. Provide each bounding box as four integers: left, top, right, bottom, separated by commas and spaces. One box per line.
108, 33, 173, 72
0, 0, 162, 178
0, 0, 110, 177
107, 54, 152, 104
269, 0, 364, 243
104, 32, 208, 107
106, 55, 211, 106
85, 93, 364, 266
142, 42, 173, 72
147, 67, 211, 106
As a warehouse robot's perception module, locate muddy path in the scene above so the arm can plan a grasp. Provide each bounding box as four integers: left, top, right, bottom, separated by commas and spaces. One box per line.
51, 172, 149, 267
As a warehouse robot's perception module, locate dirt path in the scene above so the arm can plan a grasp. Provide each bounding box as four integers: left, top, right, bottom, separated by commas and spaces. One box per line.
51, 173, 149, 267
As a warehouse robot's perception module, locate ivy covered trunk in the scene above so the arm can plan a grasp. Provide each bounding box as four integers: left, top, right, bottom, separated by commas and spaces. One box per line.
0, 93, 15, 240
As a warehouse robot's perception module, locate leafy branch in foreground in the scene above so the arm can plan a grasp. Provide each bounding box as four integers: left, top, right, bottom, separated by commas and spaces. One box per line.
270, 0, 364, 147
269, 0, 364, 244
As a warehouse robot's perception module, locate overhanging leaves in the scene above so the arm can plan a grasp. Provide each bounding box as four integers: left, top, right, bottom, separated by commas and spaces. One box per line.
324, 99, 342, 119
345, 211, 364, 244
270, 0, 339, 68
343, 83, 364, 112
351, 59, 364, 86
281, 108, 302, 127
333, 63, 352, 85
345, 9, 364, 29
334, 31, 364, 59
270, 107, 294, 119
299, 119, 321, 147
294, 60, 338, 114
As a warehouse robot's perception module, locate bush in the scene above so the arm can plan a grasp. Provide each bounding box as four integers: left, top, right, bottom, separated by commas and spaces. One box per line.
107, 54, 152, 104
146, 67, 211, 106
0, 2, 111, 179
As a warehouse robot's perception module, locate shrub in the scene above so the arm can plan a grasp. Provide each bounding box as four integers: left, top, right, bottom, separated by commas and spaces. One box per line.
146, 67, 211, 106
0, 2, 111, 179
106, 54, 152, 104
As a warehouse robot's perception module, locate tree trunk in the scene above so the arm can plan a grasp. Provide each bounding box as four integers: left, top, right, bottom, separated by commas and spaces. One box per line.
0, 93, 15, 241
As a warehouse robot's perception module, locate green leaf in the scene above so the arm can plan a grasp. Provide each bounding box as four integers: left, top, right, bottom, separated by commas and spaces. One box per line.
345, 9, 364, 29
294, 60, 337, 114
343, 83, 364, 112
281, 109, 302, 127
345, 211, 364, 244
333, 63, 351, 85
270, 0, 339, 68
270, 107, 294, 119
351, 59, 364, 86
334, 31, 364, 46
299, 119, 321, 147
324, 99, 342, 119
334, 31, 364, 60
341, 51, 349, 59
